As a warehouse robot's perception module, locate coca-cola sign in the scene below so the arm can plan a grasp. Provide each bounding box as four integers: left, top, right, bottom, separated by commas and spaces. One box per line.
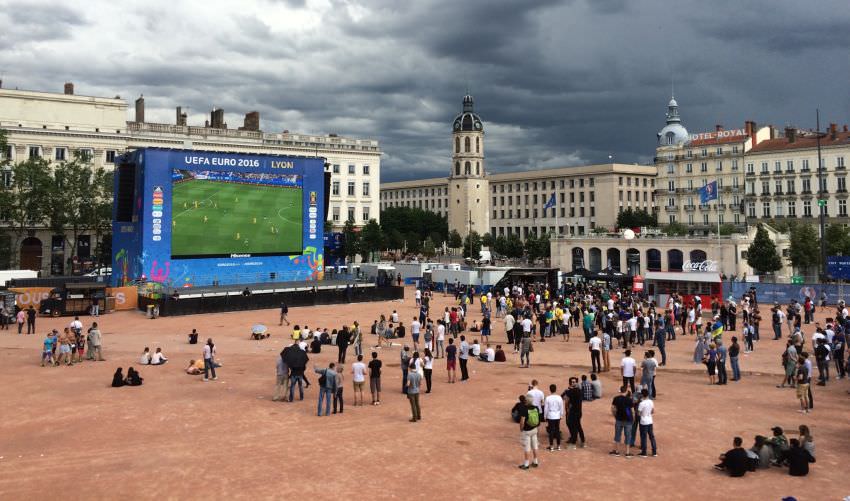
682, 260, 719, 272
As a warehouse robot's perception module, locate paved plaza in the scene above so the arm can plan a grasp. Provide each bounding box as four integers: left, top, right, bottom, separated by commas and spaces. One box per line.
0, 287, 846, 499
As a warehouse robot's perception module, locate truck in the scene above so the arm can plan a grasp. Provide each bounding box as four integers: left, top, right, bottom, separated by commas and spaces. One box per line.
465, 250, 492, 266
38, 283, 109, 317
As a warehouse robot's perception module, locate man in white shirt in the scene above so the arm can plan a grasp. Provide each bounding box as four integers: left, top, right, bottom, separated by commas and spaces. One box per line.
391, 310, 399, 323
505, 313, 516, 344
411, 318, 421, 350
621, 350, 636, 393
351, 354, 367, 406
637, 388, 657, 456
589, 331, 603, 373
151, 347, 168, 365
415, 289, 422, 306
436, 321, 446, 358
482, 344, 495, 362
543, 384, 564, 451
528, 380, 545, 414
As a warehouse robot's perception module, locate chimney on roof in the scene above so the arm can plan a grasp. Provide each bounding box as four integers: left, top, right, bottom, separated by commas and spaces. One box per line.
769, 126, 775, 140
239, 111, 260, 132
210, 108, 226, 129
830, 123, 838, 140
134, 95, 145, 123
176, 107, 187, 126
785, 127, 796, 143
64, 82, 74, 95
715, 124, 723, 132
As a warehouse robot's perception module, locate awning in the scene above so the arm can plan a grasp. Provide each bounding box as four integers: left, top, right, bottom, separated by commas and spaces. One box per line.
644, 271, 721, 283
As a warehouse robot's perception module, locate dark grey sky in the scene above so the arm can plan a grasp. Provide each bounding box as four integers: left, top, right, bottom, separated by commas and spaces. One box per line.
1, 0, 848, 181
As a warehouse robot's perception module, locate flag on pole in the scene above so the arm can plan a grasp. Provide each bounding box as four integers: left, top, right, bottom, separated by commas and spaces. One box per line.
698, 181, 718, 204
543, 193, 556, 210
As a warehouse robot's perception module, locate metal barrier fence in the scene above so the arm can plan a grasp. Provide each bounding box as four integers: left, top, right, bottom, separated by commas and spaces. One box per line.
728, 281, 848, 305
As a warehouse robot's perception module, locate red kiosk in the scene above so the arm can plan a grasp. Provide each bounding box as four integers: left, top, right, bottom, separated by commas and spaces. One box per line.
644, 260, 723, 306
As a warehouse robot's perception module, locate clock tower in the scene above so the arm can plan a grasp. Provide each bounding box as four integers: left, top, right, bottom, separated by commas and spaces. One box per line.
449, 94, 489, 240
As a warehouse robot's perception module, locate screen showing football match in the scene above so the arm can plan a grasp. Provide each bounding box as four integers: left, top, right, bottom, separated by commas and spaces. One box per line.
170, 169, 303, 258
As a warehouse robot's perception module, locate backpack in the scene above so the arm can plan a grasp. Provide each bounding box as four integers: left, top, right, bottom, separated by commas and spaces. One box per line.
526, 406, 540, 427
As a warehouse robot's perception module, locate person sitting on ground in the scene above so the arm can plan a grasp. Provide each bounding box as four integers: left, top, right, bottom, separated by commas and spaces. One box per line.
511, 394, 527, 423
321, 330, 331, 345
124, 367, 143, 386
470, 320, 480, 332
112, 367, 125, 387
747, 435, 771, 470
590, 373, 602, 400
471, 339, 481, 358
580, 374, 594, 401
185, 359, 203, 375
786, 438, 815, 476
151, 347, 168, 365
188, 329, 199, 344
310, 336, 323, 354
715, 437, 750, 477
766, 427, 789, 465
494, 344, 507, 362
139, 347, 151, 365
480, 343, 495, 362
798, 425, 815, 459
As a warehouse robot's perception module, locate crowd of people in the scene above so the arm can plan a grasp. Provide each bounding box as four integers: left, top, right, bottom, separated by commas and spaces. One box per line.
19, 277, 847, 482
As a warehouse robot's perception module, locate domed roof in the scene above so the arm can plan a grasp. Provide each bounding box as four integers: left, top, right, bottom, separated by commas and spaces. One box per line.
453, 94, 483, 132
657, 95, 688, 146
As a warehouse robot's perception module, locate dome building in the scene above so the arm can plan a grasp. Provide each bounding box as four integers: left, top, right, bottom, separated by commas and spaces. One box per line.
448, 94, 489, 239
657, 96, 689, 147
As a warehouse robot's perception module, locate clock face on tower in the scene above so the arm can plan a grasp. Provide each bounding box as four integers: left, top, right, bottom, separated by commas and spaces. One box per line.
474, 121, 482, 130
454, 121, 461, 131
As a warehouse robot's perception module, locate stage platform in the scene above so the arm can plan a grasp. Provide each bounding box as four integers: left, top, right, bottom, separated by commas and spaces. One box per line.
137, 280, 403, 317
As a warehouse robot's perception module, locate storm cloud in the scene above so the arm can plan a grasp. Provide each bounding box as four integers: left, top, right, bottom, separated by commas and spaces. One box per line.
0, 0, 847, 181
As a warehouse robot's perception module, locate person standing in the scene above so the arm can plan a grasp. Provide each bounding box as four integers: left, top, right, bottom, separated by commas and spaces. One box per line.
16, 308, 25, 334
351, 321, 363, 358
436, 320, 446, 358
602, 328, 612, 371
203, 338, 217, 381
652, 321, 667, 366
333, 365, 345, 414
729, 336, 741, 381
563, 377, 585, 449
406, 362, 422, 422
459, 335, 470, 381
716, 339, 728, 385
400, 346, 411, 394
368, 351, 382, 405
336, 326, 351, 364
446, 338, 457, 383
0, 303, 9, 330
609, 386, 634, 458
640, 351, 657, 399
517, 392, 541, 470
26, 305, 36, 335
273, 354, 289, 402
589, 331, 602, 373
423, 348, 434, 393
637, 388, 657, 457
504, 311, 516, 347
833, 329, 846, 379
520, 329, 532, 368
87, 322, 104, 361
314, 362, 337, 416
351, 354, 367, 406
620, 350, 636, 393
544, 384, 563, 451
796, 357, 810, 413
411, 317, 421, 351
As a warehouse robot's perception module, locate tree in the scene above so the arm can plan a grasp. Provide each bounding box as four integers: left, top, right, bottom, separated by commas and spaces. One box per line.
718, 223, 737, 236
404, 231, 421, 253
662, 222, 688, 236
503, 233, 524, 258
525, 232, 551, 262
463, 231, 482, 259
746, 223, 782, 275
384, 228, 404, 251
616, 208, 657, 229
0, 156, 53, 268
448, 229, 462, 249
481, 232, 495, 248
824, 224, 850, 256
789, 224, 820, 275
342, 219, 359, 263
379, 206, 448, 244
359, 219, 383, 262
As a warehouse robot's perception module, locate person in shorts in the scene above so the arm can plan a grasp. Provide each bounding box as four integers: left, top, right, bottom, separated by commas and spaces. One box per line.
445, 338, 457, 383
518, 391, 541, 469
351, 354, 367, 406
610, 385, 634, 457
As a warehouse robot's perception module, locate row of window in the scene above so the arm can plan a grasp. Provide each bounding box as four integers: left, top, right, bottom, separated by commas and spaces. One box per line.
493, 206, 597, 219
382, 187, 446, 200
454, 136, 481, 154
381, 200, 448, 211
667, 195, 742, 207
666, 177, 742, 192
618, 176, 654, 188
2, 145, 118, 163
746, 157, 845, 174
330, 164, 371, 176
331, 181, 371, 198
330, 206, 371, 223
491, 225, 593, 238
745, 176, 845, 196
668, 214, 744, 225
746, 199, 848, 218
667, 159, 740, 174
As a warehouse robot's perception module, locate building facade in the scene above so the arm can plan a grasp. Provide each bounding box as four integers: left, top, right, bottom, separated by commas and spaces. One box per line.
744, 124, 850, 224
381, 95, 657, 242
0, 83, 381, 274
654, 96, 772, 234
551, 224, 793, 279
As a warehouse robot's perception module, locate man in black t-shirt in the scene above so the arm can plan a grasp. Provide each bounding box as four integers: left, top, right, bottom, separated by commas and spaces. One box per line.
609, 386, 634, 457
714, 437, 749, 476
562, 377, 585, 448
368, 351, 382, 405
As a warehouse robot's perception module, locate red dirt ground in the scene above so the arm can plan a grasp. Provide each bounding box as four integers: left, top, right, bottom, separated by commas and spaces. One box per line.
0, 288, 848, 500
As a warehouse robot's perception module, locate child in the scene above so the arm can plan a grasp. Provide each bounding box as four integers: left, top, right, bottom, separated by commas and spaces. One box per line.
42, 332, 55, 367
590, 373, 602, 399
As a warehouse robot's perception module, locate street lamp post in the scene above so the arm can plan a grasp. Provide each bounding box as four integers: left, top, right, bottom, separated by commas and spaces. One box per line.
816, 109, 827, 280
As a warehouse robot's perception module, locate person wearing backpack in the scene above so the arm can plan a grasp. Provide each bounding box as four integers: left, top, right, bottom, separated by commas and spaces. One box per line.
518, 391, 541, 470
314, 362, 337, 416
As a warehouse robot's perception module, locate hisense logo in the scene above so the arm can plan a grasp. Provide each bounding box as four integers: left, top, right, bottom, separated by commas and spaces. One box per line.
230, 253, 251, 258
